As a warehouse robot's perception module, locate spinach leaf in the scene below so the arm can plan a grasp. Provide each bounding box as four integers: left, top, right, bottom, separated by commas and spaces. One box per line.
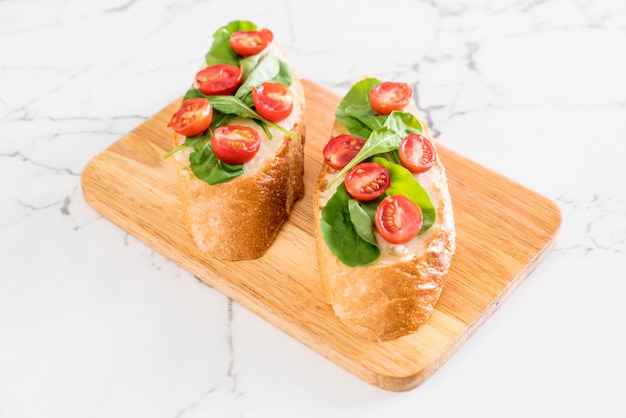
372, 157, 436, 233
236, 54, 292, 99
321, 184, 381, 267
237, 54, 293, 106
182, 89, 299, 139
183, 89, 241, 130
240, 53, 263, 80
236, 54, 280, 99
383, 109, 423, 134
359, 199, 380, 220
205, 20, 257, 66
207, 95, 298, 138
206, 95, 265, 119
335, 78, 381, 138
344, 104, 387, 133
209, 111, 237, 130
165, 19, 300, 185
348, 198, 378, 246
274, 59, 293, 86
328, 110, 423, 187
183, 88, 203, 101
186, 132, 244, 185
319, 159, 436, 266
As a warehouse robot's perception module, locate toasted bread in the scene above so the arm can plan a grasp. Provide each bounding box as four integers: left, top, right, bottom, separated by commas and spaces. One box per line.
169, 31, 305, 260
313, 82, 455, 341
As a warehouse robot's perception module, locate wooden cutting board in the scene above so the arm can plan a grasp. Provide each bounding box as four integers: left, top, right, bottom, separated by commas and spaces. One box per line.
81, 79, 562, 392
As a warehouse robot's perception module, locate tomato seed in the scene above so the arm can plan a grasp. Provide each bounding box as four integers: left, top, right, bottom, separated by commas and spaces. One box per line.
383, 211, 400, 231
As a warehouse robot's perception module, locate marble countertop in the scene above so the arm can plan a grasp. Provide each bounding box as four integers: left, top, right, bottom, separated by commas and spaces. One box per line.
1, 0, 625, 417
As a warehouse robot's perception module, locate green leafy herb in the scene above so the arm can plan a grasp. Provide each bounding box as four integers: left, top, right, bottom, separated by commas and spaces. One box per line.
328, 110, 423, 187
163, 20, 300, 185
321, 184, 381, 267
205, 20, 257, 66
335, 78, 382, 138
372, 157, 435, 233
236, 54, 291, 98
240, 53, 263, 80
185, 131, 244, 185
321, 77, 439, 267
208, 95, 265, 119
344, 104, 387, 132
320, 157, 437, 266
348, 198, 378, 246
199, 92, 298, 139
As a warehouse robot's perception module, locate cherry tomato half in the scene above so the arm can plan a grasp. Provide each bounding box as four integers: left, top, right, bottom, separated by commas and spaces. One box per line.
369, 81, 413, 115
229, 28, 274, 56
167, 98, 213, 137
344, 162, 391, 202
322, 134, 366, 170
212, 125, 261, 165
196, 64, 243, 96
399, 133, 437, 173
252, 82, 294, 122
375, 194, 423, 244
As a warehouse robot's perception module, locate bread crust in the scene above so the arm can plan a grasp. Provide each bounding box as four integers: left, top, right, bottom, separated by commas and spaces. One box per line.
176, 121, 305, 260
313, 108, 455, 341
171, 43, 305, 260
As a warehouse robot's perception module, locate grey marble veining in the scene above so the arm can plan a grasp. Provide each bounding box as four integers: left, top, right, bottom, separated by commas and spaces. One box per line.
1, 0, 625, 417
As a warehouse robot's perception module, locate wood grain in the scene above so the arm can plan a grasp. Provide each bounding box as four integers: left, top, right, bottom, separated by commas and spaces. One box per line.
81, 80, 562, 392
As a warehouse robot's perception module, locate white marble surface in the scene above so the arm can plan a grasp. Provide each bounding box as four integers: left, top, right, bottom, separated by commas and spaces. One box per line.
1, 0, 625, 417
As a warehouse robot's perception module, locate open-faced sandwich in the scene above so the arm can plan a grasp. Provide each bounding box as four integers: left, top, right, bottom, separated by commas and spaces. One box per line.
164, 20, 305, 260
313, 78, 456, 341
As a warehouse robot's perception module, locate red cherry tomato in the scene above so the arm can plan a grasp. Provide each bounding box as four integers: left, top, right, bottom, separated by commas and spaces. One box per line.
375, 194, 423, 244
211, 125, 261, 164
252, 82, 294, 122
399, 133, 437, 173
229, 28, 274, 56
196, 64, 242, 96
322, 134, 366, 170
369, 81, 413, 115
344, 163, 391, 202
167, 98, 213, 137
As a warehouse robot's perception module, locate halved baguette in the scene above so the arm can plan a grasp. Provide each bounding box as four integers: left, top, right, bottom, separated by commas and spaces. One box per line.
313, 82, 455, 341
170, 36, 305, 260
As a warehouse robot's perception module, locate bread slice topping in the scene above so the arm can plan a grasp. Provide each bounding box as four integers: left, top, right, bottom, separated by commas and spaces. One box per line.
314, 77, 455, 341
164, 20, 305, 260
